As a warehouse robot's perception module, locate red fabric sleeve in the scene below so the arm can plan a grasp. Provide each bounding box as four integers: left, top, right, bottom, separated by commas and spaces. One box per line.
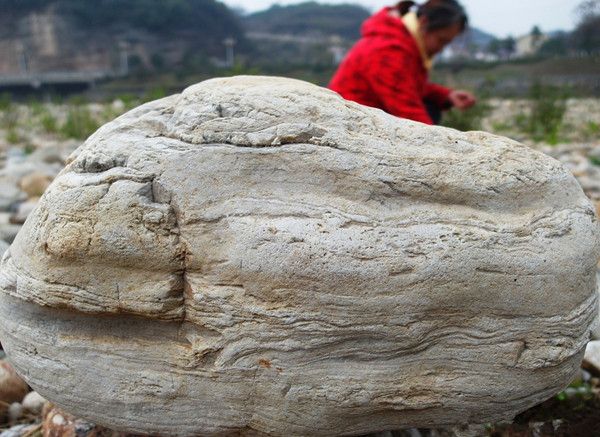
424, 82, 452, 109
366, 48, 434, 125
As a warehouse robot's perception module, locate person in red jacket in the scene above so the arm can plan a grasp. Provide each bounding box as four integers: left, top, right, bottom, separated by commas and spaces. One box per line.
329, 0, 476, 125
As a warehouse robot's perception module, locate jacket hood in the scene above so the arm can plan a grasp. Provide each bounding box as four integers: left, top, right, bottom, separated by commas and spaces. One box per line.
361, 7, 411, 41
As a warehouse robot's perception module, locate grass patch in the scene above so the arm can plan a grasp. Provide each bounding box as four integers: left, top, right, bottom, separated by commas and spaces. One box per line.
589, 156, 600, 166
585, 121, 600, 139
515, 83, 568, 144
40, 112, 59, 134
442, 100, 492, 131
60, 106, 100, 139
0, 93, 11, 111
142, 87, 167, 103
23, 143, 35, 155
114, 94, 139, 110
6, 129, 22, 144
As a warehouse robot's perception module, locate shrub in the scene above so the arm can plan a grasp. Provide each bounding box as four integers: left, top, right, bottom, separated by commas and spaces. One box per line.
60, 106, 100, 139
0, 93, 11, 111
585, 121, 600, 139
5, 128, 21, 144
115, 94, 139, 110
41, 112, 59, 133
1, 108, 18, 130
29, 99, 45, 117
589, 156, 600, 166
142, 87, 167, 103
518, 83, 568, 145
23, 143, 35, 155
442, 100, 492, 132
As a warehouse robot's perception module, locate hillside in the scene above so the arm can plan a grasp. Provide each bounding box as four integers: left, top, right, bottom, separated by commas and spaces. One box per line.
0, 0, 249, 76
460, 27, 496, 48
243, 2, 370, 40
243, 3, 500, 67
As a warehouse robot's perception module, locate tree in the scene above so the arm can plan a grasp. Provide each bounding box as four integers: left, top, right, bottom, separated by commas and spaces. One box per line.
486, 38, 501, 55
572, 0, 600, 54
500, 36, 516, 58
575, 0, 600, 21
530, 25, 542, 45
486, 36, 515, 59
539, 34, 568, 56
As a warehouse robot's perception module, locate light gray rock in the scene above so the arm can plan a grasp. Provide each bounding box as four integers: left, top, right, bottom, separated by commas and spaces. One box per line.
9, 199, 39, 225
28, 140, 78, 166
7, 401, 23, 423
0, 226, 20, 245
0, 424, 39, 437
0, 212, 22, 244
0, 183, 26, 212
0, 360, 29, 413
0, 76, 599, 437
22, 390, 46, 415
0, 240, 8, 258
0, 155, 60, 213
19, 172, 53, 198
584, 340, 600, 373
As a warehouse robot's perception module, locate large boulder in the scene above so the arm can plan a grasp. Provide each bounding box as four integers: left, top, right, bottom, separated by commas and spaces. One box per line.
0, 76, 598, 436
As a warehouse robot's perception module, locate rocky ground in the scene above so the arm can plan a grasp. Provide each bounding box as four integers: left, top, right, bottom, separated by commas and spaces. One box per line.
0, 98, 599, 437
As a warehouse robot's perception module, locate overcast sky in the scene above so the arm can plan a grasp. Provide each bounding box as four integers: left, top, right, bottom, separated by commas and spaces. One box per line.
225, 0, 584, 38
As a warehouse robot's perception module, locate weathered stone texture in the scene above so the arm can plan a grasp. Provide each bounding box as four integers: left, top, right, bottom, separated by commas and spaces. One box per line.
0, 76, 599, 436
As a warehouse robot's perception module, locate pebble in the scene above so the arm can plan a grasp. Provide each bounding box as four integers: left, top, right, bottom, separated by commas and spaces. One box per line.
9, 198, 39, 225
22, 391, 46, 415
42, 405, 119, 437
584, 341, 600, 375
0, 424, 40, 437
0, 239, 8, 258
0, 360, 29, 409
7, 401, 23, 423
0, 224, 21, 245
0, 183, 26, 213
31, 145, 66, 166
19, 171, 53, 198
450, 424, 488, 437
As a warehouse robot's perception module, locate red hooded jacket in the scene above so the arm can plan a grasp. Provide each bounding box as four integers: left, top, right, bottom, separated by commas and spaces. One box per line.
329, 7, 452, 125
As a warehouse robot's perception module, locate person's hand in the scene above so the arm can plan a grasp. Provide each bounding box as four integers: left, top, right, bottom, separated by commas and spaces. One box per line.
449, 90, 476, 110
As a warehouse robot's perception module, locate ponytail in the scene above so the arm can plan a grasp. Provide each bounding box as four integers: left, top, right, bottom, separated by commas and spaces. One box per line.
396, 1, 416, 16
397, 0, 468, 32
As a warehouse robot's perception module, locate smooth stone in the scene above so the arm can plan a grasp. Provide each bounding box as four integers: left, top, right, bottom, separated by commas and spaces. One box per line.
0, 76, 598, 436
19, 172, 53, 198
7, 402, 23, 423
584, 340, 600, 374
0, 240, 8, 258
42, 405, 127, 437
0, 424, 39, 437
0, 224, 21, 245
9, 199, 39, 225
21, 390, 46, 415
0, 183, 26, 213
0, 360, 29, 414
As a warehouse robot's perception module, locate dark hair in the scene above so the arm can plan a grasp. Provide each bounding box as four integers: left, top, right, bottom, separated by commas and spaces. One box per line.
396, 0, 468, 32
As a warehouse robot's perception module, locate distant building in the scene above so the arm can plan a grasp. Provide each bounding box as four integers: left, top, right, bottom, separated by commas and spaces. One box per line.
515, 33, 550, 57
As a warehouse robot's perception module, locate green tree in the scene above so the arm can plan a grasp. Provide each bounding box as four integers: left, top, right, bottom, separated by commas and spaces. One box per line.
572, 0, 600, 54
539, 34, 568, 56
530, 25, 542, 45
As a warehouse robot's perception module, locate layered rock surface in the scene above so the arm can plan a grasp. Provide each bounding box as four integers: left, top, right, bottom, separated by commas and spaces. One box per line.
0, 76, 599, 436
